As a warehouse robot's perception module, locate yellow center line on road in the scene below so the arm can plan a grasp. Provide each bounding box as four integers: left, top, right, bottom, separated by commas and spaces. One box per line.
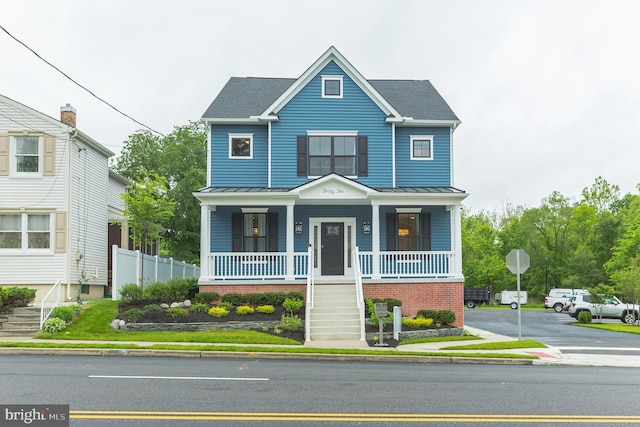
69, 411, 640, 423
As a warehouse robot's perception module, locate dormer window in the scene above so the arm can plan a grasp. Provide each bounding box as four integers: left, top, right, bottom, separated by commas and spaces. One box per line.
322, 76, 343, 98
229, 134, 253, 159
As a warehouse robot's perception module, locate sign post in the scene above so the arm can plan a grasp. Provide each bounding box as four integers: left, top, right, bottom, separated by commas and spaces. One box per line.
374, 303, 389, 347
506, 249, 530, 340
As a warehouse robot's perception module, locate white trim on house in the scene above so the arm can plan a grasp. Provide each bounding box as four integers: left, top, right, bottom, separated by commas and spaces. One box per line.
309, 216, 356, 280
228, 133, 253, 159
410, 135, 434, 161
321, 75, 343, 99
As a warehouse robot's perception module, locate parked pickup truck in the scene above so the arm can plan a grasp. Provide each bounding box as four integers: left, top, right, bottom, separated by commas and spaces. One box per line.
544, 288, 588, 313
495, 291, 527, 309
464, 287, 491, 308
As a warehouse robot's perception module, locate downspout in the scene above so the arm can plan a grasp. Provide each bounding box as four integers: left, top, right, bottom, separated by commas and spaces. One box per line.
66, 130, 77, 300
391, 123, 396, 188
449, 125, 454, 186
268, 120, 272, 188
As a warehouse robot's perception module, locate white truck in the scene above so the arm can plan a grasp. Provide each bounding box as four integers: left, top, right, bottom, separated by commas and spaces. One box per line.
495, 291, 528, 309
544, 288, 588, 313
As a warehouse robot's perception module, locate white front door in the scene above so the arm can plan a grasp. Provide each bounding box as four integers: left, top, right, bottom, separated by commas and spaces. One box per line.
309, 217, 356, 280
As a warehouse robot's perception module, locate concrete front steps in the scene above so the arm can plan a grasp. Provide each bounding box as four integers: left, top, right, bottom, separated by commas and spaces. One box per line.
0, 306, 41, 337
308, 284, 363, 341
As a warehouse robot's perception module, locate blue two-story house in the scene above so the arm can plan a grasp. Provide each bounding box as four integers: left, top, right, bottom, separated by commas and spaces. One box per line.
194, 47, 467, 339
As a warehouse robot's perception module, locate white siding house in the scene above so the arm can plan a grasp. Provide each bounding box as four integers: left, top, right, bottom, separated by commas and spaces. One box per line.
0, 94, 115, 302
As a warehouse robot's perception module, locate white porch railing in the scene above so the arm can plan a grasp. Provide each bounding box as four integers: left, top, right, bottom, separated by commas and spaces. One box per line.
40, 279, 62, 328
205, 250, 456, 280
304, 245, 314, 342
353, 247, 366, 341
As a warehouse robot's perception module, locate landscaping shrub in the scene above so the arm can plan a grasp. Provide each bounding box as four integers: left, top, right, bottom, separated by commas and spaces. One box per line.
438, 310, 456, 325
190, 303, 209, 313
42, 317, 67, 333
264, 292, 287, 306
280, 314, 301, 331
194, 292, 220, 305
2, 287, 37, 308
382, 298, 402, 309
283, 298, 303, 315
69, 304, 82, 317
417, 309, 439, 320
143, 282, 171, 302
221, 293, 243, 306
243, 293, 266, 305
122, 308, 145, 322
578, 311, 592, 324
50, 306, 75, 322
365, 298, 389, 327
285, 291, 304, 302
119, 283, 143, 302
0, 287, 8, 308
208, 306, 230, 318
143, 304, 162, 312
256, 305, 275, 314
236, 305, 255, 316
217, 301, 233, 311
403, 317, 434, 329
166, 277, 198, 301
166, 307, 189, 318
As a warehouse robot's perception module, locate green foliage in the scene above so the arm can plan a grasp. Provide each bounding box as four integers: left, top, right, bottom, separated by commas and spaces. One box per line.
365, 298, 389, 327
122, 308, 145, 322
2, 287, 37, 308
283, 298, 303, 315
243, 293, 267, 305
50, 306, 75, 322
285, 291, 304, 302
0, 287, 7, 308
143, 282, 171, 302
263, 292, 287, 306
166, 277, 198, 301
578, 311, 593, 324
236, 305, 255, 316
190, 303, 209, 313
69, 304, 82, 317
280, 314, 301, 331
143, 304, 162, 312
208, 306, 230, 318
42, 318, 67, 333
194, 292, 220, 305
166, 307, 189, 318
438, 310, 456, 325
256, 305, 275, 314
417, 309, 439, 320
217, 301, 233, 311
403, 317, 434, 329
221, 293, 244, 306
119, 283, 143, 302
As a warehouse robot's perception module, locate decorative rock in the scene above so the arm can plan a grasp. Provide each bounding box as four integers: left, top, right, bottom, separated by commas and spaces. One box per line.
184, 300, 192, 308
170, 302, 180, 308
178, 302, 185, 308
110, 320, 121, 330
119, 319, 126, 327
160, 303, 169, 309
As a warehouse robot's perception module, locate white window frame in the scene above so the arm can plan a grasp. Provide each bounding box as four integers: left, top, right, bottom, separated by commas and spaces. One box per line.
321, 75, 343, 99
10, 135, 43, 176
228, 133, 253, 159
410, 135, 434, 161
0, 212, 53, 253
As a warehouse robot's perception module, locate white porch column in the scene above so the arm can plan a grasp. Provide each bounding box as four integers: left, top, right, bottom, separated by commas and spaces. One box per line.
451, 205, 463, 277
286, 203, 294, 279
372, 203, 380, 279
200, 205, 211, 279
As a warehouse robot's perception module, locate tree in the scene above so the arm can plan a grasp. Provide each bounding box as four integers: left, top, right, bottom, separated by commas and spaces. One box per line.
114, 122, 207, 264
121, 169, 174, 287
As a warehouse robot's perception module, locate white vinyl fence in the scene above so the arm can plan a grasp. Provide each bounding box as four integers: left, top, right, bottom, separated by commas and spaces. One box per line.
111, 245, 200, 300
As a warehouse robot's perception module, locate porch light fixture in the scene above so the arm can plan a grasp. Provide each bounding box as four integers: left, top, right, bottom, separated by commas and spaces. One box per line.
363, 221, 371, 234
295, 221, 303, 235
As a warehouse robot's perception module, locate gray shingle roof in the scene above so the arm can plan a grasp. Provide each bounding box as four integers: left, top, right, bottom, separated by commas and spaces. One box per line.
202, 77, 458, 121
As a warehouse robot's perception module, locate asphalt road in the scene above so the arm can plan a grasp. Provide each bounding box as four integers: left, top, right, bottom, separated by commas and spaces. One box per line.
3, 355, 640, 426
464, 308, 640, 355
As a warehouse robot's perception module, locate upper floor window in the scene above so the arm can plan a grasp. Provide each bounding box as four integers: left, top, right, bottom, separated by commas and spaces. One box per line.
0, 133, 55, 177
229, 134, 253, 159
0, 212, 51, 250
410, 135, 433, 160
322, 75, 343, 98
297, 134, 368, 177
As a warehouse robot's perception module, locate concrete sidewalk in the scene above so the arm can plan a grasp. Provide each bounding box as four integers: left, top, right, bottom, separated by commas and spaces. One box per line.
1, 326, 639, 367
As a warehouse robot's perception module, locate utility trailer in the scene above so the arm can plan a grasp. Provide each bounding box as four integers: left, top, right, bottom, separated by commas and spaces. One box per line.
463, 287, 491, 308
495, 291, 528, 309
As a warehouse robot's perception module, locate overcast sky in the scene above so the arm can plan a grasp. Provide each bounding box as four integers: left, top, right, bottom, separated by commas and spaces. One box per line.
2, 0, 639, 213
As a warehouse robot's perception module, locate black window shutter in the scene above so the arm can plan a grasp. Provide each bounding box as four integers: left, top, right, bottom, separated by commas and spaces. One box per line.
267, 212, 278, 252
421, 213, 431, 251
297, 136, 307, 176
231, 212, 242, 252
357, 136, 368, 176
386, 213, 396, 251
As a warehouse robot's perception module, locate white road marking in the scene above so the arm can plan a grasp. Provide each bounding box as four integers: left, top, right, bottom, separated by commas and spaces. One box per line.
89, 375, 269, 381
557, 347, 640, 352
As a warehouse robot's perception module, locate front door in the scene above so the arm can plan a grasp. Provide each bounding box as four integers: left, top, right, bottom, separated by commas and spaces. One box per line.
321, 222, 344, 275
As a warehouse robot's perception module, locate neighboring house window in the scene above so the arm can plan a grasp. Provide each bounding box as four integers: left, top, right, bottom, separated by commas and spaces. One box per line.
228, 134, 253, 159
410, 136, 433, 160
297, 135, 368, 177
0, 212, 52, 250
0, 133, 55, 177
386, 212, 431, 251
232, 212, 278, 252
322, 75, 343, 98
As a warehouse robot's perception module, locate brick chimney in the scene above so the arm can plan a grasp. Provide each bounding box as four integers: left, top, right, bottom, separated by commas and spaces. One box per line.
60, 103, 77, 128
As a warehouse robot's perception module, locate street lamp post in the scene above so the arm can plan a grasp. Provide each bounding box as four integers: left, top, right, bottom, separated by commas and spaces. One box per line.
544, 257, 549, 295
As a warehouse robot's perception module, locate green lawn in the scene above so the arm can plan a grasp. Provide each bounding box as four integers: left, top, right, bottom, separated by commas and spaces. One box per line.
573, 322, 640, 335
